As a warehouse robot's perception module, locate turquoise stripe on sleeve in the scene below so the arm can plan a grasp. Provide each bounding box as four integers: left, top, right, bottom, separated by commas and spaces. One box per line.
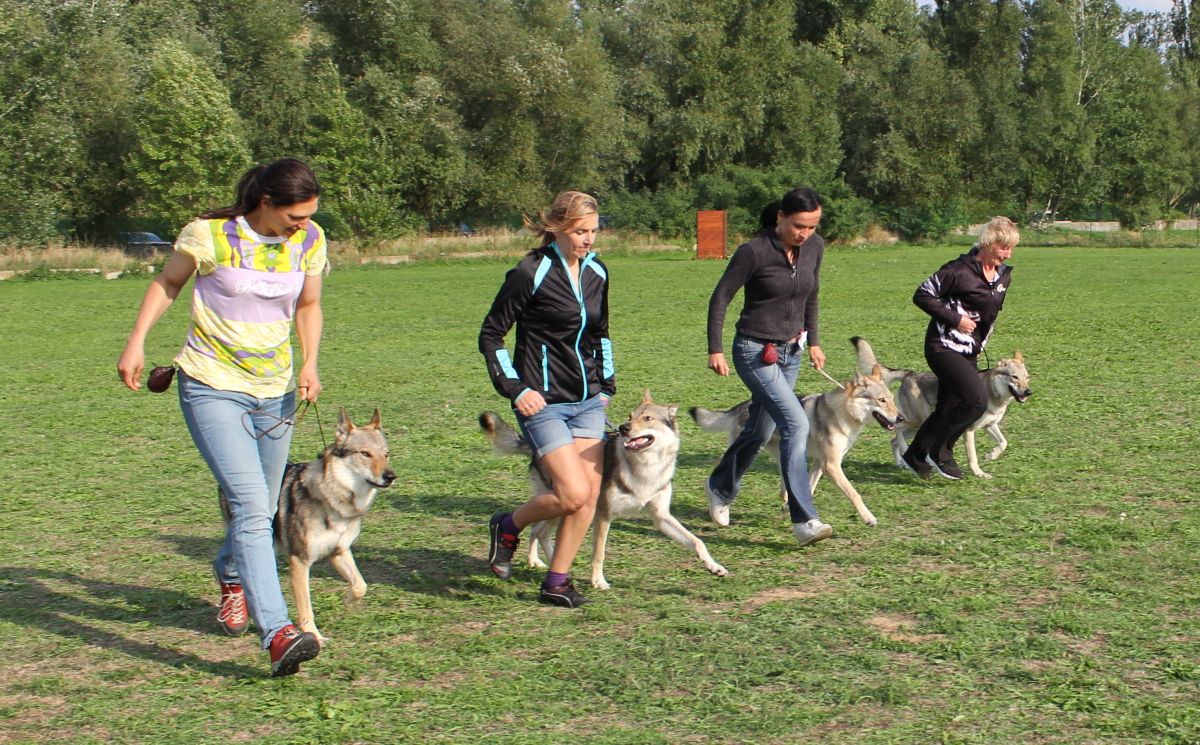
601, 338, 614, 378
495, 349, 519, 380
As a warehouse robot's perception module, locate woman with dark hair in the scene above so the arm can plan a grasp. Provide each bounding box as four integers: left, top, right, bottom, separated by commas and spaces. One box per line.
117, 158, 328, 677
703, 187, 833, 548
479, 191, 615, 608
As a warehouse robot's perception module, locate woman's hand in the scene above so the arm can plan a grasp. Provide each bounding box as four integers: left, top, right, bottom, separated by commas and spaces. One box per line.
808, 344, 825, 370
708, 352, 729, 377
296, 362, 322, 402
117, 341, 145, 391
514, 389, 546, 416
957, 315, 977, 334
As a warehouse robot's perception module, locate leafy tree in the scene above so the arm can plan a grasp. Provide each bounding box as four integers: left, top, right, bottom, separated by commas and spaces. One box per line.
837, 0, 979, 236
125, 41, 253, 233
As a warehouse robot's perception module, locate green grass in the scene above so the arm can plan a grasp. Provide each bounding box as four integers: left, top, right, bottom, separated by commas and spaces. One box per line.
0, 245, 1197, 743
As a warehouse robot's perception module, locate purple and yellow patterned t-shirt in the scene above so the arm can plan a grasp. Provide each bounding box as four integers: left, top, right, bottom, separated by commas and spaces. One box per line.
172, 216, 328, 397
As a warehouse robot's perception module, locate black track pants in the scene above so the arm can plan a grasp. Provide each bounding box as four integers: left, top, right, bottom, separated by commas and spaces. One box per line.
910, 348, 986, 462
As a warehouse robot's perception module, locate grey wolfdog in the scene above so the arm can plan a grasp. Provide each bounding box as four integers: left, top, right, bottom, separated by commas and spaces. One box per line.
690, 361, 902, 527
851, 336, 1032, 479
479, 390, 728, 590
219, 408, 395, 644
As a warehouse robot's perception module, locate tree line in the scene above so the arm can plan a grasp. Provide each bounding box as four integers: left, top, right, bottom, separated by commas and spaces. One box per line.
2, 0, 1199, 244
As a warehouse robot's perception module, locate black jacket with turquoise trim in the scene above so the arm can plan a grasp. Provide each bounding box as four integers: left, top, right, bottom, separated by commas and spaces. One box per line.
479, 244, 615, 405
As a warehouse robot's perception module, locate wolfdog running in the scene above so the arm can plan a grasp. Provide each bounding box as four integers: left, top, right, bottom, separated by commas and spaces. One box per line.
690, 362, 902, 527
851, 336, 1032, 479
220, 408, 395, 644
479, 390, 727, 590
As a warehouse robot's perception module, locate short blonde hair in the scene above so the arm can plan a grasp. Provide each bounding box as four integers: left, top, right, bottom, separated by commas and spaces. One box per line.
524, 191, 599, 247
979, 216, 1019, 250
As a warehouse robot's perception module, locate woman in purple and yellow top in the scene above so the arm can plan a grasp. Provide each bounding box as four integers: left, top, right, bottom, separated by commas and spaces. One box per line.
117, 158, 327, 678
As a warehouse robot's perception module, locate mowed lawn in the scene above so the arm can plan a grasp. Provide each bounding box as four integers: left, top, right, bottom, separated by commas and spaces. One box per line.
0, 244, 1196, 744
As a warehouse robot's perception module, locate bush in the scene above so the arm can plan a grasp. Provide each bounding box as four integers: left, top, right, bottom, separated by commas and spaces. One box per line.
882, 201, 967, 242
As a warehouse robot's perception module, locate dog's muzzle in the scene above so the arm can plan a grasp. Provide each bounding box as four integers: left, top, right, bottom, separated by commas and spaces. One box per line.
368, 469, 397, 489
1011, 386, 1032, 403
623, 434, 655, 451
873, 412, 899, 431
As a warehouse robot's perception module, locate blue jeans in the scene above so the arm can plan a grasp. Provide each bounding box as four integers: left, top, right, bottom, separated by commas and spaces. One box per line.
178, 371, 295, 649
707, 335, 819, 524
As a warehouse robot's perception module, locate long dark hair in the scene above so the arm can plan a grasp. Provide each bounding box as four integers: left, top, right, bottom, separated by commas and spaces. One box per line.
757, 187, 823, 234
200, 158, 321, 219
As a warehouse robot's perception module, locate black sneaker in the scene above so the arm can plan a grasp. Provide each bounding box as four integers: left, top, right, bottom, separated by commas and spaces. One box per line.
539, 579, 590, 608
900, 448, 933, 478
925, 454, 963, 480
488, 512, 519, 580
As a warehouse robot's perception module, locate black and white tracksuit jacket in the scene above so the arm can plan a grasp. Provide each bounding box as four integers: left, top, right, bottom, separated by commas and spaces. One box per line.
479, 244, 615, 405
914, 247, 1012, 357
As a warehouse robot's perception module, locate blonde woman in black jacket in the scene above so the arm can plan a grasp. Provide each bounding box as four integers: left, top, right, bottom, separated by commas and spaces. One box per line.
901, 216, 1018, 480
478, 191, 614, 608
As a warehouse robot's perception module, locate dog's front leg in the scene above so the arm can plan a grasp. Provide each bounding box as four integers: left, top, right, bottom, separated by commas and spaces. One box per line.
964, 430, 992, 479
823, 460, 878, 526
646, 500, 728, 578
289, 555, 326, 646
528, 520, 555, 568
590, 515, 612, 590
984, 422, 1008, 461
890, 430, 909, 469
329, 548, 368, 604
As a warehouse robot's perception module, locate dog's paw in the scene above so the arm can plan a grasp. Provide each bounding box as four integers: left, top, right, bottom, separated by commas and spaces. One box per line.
527, 556, 548, 569
591, 575, 611, 591
708, 562, 729, 577
987, 448, 1005, 461
973, 469, 993, 479
862, 515, 879, 527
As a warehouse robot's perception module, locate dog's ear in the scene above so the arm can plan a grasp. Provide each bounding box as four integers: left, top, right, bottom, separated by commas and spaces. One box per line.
665, 404, 679, 423
337, 407, 355, 439
642, 389, 653, 404
870, 363, 884, 382
369, 408, 382, 430
850, 370, 866, 389
1014, 350, 1024, 363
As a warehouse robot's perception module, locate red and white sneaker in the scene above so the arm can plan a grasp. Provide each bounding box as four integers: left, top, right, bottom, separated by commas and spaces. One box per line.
268, 624, 320, 678
215, 574, 249, 636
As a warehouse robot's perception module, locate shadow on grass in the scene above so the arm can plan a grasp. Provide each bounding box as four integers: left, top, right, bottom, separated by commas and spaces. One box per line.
160, 533, 505, 602
0, 566, 261, 678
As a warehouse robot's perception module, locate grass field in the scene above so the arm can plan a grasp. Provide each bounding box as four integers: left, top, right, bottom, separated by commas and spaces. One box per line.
0, 245, 1197, 744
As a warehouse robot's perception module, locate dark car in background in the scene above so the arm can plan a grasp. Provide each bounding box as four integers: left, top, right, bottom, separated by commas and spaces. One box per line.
118, 231, 173, 257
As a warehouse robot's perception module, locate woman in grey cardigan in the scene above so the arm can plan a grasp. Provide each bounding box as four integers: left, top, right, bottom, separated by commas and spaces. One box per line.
703, 187, 833, 548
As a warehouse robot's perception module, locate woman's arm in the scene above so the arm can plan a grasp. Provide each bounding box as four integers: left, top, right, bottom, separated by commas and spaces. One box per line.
294, 272, 324, 401
117, 251, 197, 391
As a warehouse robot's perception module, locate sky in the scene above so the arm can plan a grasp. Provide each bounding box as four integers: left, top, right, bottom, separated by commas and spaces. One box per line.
1117, 0, 1174, 13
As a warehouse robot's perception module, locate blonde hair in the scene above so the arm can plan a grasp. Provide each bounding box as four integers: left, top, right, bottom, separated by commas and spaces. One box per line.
979, 216, 1020, 250
524, 191, 599, 247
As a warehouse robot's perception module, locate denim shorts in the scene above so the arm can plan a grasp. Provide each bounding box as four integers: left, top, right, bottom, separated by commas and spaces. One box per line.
515, 394, 608, 457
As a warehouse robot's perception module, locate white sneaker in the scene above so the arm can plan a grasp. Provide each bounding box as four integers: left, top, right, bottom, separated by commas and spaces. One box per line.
793, 519, 833, 547
705, 481, 730, 527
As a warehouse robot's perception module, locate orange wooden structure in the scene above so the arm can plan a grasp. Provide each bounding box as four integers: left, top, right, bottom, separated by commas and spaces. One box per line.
696, 210, 727, 259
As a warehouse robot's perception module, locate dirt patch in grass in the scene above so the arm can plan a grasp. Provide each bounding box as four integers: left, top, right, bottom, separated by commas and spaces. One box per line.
865, 614, 947, 643
738, 585, 828, 613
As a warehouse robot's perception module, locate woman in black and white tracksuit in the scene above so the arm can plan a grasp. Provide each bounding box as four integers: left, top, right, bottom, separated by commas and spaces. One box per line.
902, 216, 1019, 480
479, 191, 615, 608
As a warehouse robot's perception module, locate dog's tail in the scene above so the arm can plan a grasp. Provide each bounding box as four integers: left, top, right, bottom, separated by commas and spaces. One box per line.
689, 400, 751, 435
850, 336, 910, 385
478, 411, 531, 457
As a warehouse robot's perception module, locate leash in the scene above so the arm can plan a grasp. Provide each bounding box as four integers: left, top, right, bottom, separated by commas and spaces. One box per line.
811, 362, 846, 390
241, 397, 329, 451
